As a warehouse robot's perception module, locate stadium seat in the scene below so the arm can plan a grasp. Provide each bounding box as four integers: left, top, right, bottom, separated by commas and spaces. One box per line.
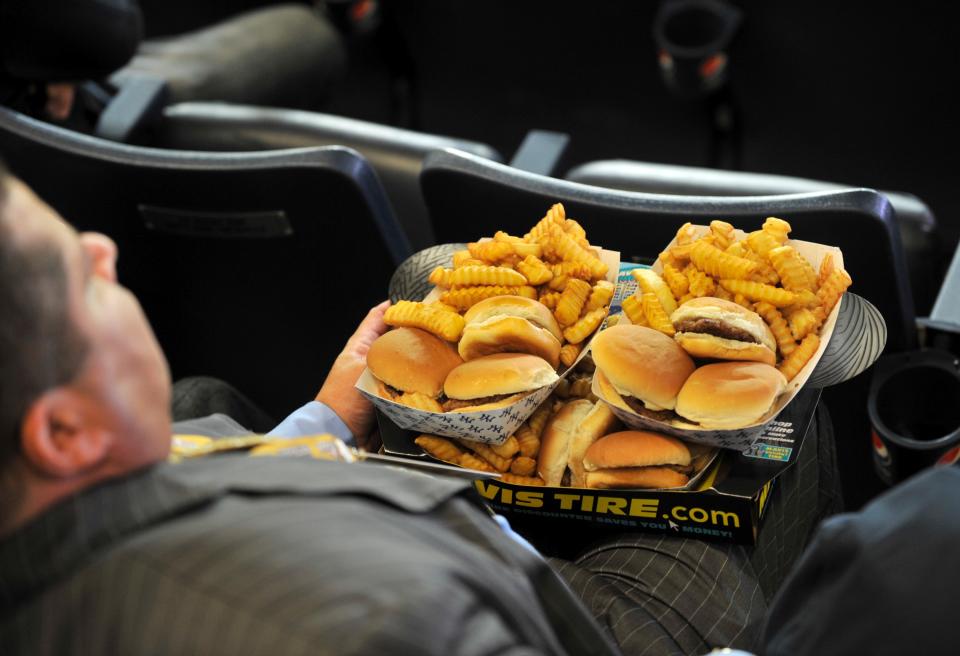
0, 106, 408, 419
423, 148, 915, 352
565, 159, 940, 316
147, 102, 504, 251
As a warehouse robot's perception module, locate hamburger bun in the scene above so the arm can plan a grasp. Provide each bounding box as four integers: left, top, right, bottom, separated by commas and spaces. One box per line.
591, 324, 696, 411
459, 296, 562, 368
568, 402, 621, 487
367, 327, 463, 398
537, 399, 595, 486
443, 353, 559, 409
671, 297, 777, 365
675, 361, 788, 429
583, 431, 691, 471
584, 467, 689, 489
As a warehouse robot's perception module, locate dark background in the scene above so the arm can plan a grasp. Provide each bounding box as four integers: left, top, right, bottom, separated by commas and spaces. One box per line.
138, 0, 960, 509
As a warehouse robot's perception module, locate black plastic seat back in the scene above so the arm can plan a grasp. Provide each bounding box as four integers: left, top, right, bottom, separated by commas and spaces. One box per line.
149, 102, 505, 252
423, 149, 915, 353
0, 107, 409, 418
565, 159, 941, 316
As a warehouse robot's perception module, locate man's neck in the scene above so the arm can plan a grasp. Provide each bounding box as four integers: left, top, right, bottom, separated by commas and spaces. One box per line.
0, 465, 113, 539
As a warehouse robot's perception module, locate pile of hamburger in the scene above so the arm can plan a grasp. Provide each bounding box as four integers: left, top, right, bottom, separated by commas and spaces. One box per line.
593, 298, 789, 431
367, 296, 565, 414
369, 209, 850, 491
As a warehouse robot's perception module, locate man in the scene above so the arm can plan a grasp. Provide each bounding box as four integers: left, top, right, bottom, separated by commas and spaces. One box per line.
0, 165, 856, 655
0, 166, 624, 654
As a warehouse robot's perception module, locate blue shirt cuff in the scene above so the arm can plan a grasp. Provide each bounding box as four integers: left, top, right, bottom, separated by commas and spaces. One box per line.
492, 514, 541, 556
267, 401, 355, 445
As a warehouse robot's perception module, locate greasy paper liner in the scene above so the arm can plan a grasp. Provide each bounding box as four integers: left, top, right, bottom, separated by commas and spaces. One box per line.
592, 227, 844, 452
357, 246, 620, 445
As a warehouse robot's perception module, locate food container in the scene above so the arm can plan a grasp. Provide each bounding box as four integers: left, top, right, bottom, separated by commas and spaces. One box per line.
355, 247, 620, 445
378, 387, 822, 545
592, 226, 845, 451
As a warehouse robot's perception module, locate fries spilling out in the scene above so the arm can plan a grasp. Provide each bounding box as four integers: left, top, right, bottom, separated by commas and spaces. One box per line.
621, 217, 851, 382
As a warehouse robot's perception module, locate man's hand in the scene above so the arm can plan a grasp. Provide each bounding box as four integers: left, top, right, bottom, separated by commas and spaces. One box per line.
316, 300, 390, 450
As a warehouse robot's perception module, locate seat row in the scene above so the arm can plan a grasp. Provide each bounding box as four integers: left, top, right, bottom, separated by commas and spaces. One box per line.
0, 103, 943, 422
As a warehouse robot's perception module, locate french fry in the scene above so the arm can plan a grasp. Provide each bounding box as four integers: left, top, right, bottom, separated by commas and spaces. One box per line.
755, 301, 797, 357
500, 473, 545, 486
440, 285, 537, 310
415, 435, 464, 464
490, 436, 520, 459
585, 280, 615, 312
719, 279, 796, 307
767, 246, 817, 293
449, 265, 527, 287
467, 240, 515, 263
621, 293, 648, 326
778, 333, 820, 382
538, 291, 562, 309
525, 203, 566, 242
633, 269, 678, 315
818, 252, 836, 288
733, 294, 754, 311
662, 263, 689, 300
568, 377, 593, 399
675, 222, 698, 245
397, 392, 444, 413
459, 452, 497, 473
555, 278, 592, 326
710, 220, 735, 250
451, 250, 473, 268
559, 342, 583, 368
384, 301, 465, 341
563, 307, 606, 344
495, 231, 542, 258
547, 273, 569, 292
817, 267, 853, 315
763, 216, 792, 243
786, 307, 822, 341
544, 223, 607, 280
715, 285, 735, 302
516, 255, 553, 285
514, 424, 541, 458
687, 267, 717, 297
527, 402, 553, 438
690, 239, 757, 280
458, 440, 512, 472
642, 292, 675, 336
509, 456, 537, 477
746, 230, 782, 259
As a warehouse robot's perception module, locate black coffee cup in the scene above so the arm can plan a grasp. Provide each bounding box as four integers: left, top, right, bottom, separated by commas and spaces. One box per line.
868, 349, 960, 484
653, 0, 742, 98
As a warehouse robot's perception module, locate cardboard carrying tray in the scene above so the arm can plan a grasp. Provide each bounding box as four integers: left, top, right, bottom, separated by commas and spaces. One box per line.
355, 246, 620, 445
593, 227, 844, 452
378, 387, 821, 545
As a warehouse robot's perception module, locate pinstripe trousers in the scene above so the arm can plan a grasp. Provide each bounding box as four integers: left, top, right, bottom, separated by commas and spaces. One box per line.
549, 404, 839, 655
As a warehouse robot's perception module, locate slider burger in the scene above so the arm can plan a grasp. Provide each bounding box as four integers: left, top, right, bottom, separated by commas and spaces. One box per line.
582, 431, 691, 489
537, 400, 620, 487
675, 361, 787, 429
670, 297, 777, 366
591, 324, 696, 422
458, 296, 563, 369
442, 352, 559, 412
366, 327, 463, 407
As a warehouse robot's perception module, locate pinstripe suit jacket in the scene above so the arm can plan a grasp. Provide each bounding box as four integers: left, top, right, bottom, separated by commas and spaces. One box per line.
0, 455, 617, 656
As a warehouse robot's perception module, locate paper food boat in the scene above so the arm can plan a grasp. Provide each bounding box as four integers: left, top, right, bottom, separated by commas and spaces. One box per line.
357, 246, 620, 445
592, 226, 843, 452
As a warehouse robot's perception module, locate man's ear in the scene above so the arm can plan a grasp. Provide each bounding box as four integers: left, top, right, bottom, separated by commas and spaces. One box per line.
19, 389, 112, 478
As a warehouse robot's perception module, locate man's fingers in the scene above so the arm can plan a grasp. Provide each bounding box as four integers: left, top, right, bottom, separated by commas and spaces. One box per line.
346, 300, 391, 353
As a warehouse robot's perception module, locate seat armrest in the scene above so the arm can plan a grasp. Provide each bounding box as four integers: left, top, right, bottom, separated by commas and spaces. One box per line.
96, 74, 168, 142
509, 130, 569, 176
